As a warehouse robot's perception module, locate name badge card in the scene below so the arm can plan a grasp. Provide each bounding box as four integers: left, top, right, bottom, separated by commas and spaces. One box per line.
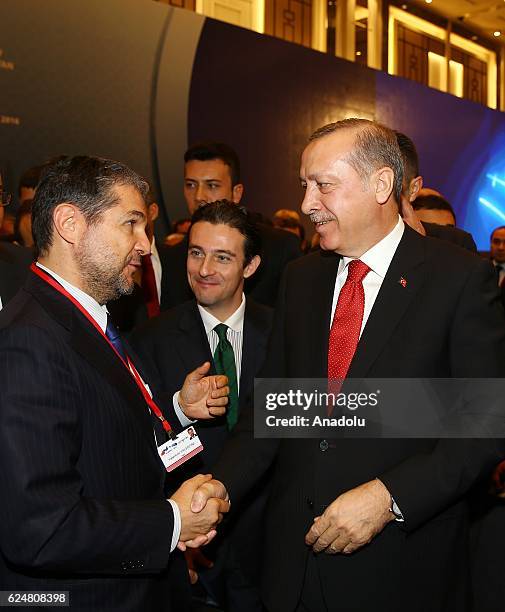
158, 427, 203, 472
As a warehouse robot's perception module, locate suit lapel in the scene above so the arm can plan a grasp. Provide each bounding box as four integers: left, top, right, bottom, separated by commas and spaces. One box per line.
177, 302, 214, 373
27, 273, 160, 457
311, 251, 341, 377
240, 300, 269, 410
348, 226, 427, 378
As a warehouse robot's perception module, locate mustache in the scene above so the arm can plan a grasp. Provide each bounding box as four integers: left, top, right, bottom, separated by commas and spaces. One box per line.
309, 214, 336, 224
126, 254, 142, 266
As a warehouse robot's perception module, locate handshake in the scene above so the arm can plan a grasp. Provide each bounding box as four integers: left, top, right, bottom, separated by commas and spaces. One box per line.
170, 474, 230, 550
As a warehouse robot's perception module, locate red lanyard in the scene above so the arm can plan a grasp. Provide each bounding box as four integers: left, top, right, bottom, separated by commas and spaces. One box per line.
31, 264, 174, 438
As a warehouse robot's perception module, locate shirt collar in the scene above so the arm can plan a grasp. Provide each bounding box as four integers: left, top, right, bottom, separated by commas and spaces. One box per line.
198, 294, 246, 335
36, 262, 108, 333
150, 237, 158, 259
340, 216, 405, 278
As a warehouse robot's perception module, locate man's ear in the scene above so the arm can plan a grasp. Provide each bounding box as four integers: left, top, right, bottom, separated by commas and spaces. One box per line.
148, 202, 159, 223
375, 167, 395, 204
243, 255, 261, 279
232, 183, 244, 204
408, 176, 423, 202
53, 203, 84, 245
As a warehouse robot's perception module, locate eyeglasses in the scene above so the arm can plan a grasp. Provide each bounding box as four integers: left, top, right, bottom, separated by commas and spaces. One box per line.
0, 190, 11, 207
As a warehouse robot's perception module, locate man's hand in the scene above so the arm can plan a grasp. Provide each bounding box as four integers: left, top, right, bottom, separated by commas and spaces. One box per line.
305, 479, 394, 555
179, 362, 229, 420
399, 195, 426, 236
171, 474, 230, 550
185, 548, 214, 585
190, 478, 230, 512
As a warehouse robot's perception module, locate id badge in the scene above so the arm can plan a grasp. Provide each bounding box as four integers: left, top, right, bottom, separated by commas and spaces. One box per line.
158, 426, 204, 472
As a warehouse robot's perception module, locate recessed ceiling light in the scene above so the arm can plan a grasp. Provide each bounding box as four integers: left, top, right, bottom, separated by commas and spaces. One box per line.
494, 31, 501, 37
356, 51, 362, 55
425, 0, 432, 4
471, 35, 478, 41
401, 3, 407, 8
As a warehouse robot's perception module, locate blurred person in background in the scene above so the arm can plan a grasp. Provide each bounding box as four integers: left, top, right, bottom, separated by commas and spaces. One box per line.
17, 164, 44, 205
164, 218, 192, 247
0, 171, 32, 309
273, 209, 308, 253
13, 199, 34, 249
413, 193, 456, 226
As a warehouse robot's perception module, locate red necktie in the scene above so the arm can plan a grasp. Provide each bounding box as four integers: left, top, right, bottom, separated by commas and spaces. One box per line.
328, 259, 371, 381
142, 254, 160, 318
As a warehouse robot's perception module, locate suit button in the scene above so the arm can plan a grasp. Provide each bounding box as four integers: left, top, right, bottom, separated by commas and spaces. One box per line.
319, 439, 329, 452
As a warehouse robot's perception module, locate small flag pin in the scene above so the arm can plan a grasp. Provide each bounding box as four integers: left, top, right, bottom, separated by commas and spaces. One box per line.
399, 277, 407, 288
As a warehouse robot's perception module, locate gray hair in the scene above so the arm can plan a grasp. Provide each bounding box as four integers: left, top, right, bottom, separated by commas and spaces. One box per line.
309, 118, 404, 203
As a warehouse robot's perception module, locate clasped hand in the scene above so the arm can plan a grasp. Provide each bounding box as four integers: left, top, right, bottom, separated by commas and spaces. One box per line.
170, 474, 230, 551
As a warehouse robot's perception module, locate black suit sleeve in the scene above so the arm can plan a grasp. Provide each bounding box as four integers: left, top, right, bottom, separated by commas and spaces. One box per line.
0, 324, 174, 574
379, 258, 505, 531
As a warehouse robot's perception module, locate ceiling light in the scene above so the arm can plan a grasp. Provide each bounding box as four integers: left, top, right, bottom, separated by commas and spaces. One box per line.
425, 0, 432, 4
494, 31, 501, 37
471, 35, 478, 41
356, 51, 362, 55
401, 3, 407, 8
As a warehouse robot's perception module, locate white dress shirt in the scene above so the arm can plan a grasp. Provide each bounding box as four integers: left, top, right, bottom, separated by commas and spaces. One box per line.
493, 260, 505, 287
330, 217, 405, 335
173, 294, 245, 405
198, 294, 245, 392
150, 238, 162, 302
36, 262, 182, 551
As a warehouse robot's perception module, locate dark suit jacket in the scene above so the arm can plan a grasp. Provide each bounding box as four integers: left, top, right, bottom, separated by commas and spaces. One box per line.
131, 298, 273, 585
0, 241, 33, 307
422, 221, 477, 252
0, 271, 190, 611
160, 225, 301, 310
213, 226, 505, 612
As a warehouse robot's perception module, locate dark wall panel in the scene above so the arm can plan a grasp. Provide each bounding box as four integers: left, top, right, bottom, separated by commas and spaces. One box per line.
189, 20, 376, 221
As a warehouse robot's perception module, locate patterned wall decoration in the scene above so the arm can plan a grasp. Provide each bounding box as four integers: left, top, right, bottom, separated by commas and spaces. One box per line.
451, 47, 487, 107
396, 24, 444, 86
264, 0, 312, 48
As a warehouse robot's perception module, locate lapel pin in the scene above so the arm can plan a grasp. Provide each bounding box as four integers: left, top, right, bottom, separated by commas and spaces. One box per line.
399, 277, 407, 288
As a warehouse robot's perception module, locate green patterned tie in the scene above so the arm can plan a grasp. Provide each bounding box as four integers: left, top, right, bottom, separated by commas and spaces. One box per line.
213, 323, 239, 430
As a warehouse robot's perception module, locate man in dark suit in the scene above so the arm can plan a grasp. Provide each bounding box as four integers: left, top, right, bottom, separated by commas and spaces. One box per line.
132, 201, 272, 611
394, 131, 477, 251
201, 119, 505, 612
490, 225, 505, 282
0, 172, 33, 308
161, 142, 301, 310
0, 156, 231, 611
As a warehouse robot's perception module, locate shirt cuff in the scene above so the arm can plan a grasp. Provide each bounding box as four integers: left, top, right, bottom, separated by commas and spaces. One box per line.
173, 391, 197, 427
390, 496, 405, 522
167, 499, 182, 552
